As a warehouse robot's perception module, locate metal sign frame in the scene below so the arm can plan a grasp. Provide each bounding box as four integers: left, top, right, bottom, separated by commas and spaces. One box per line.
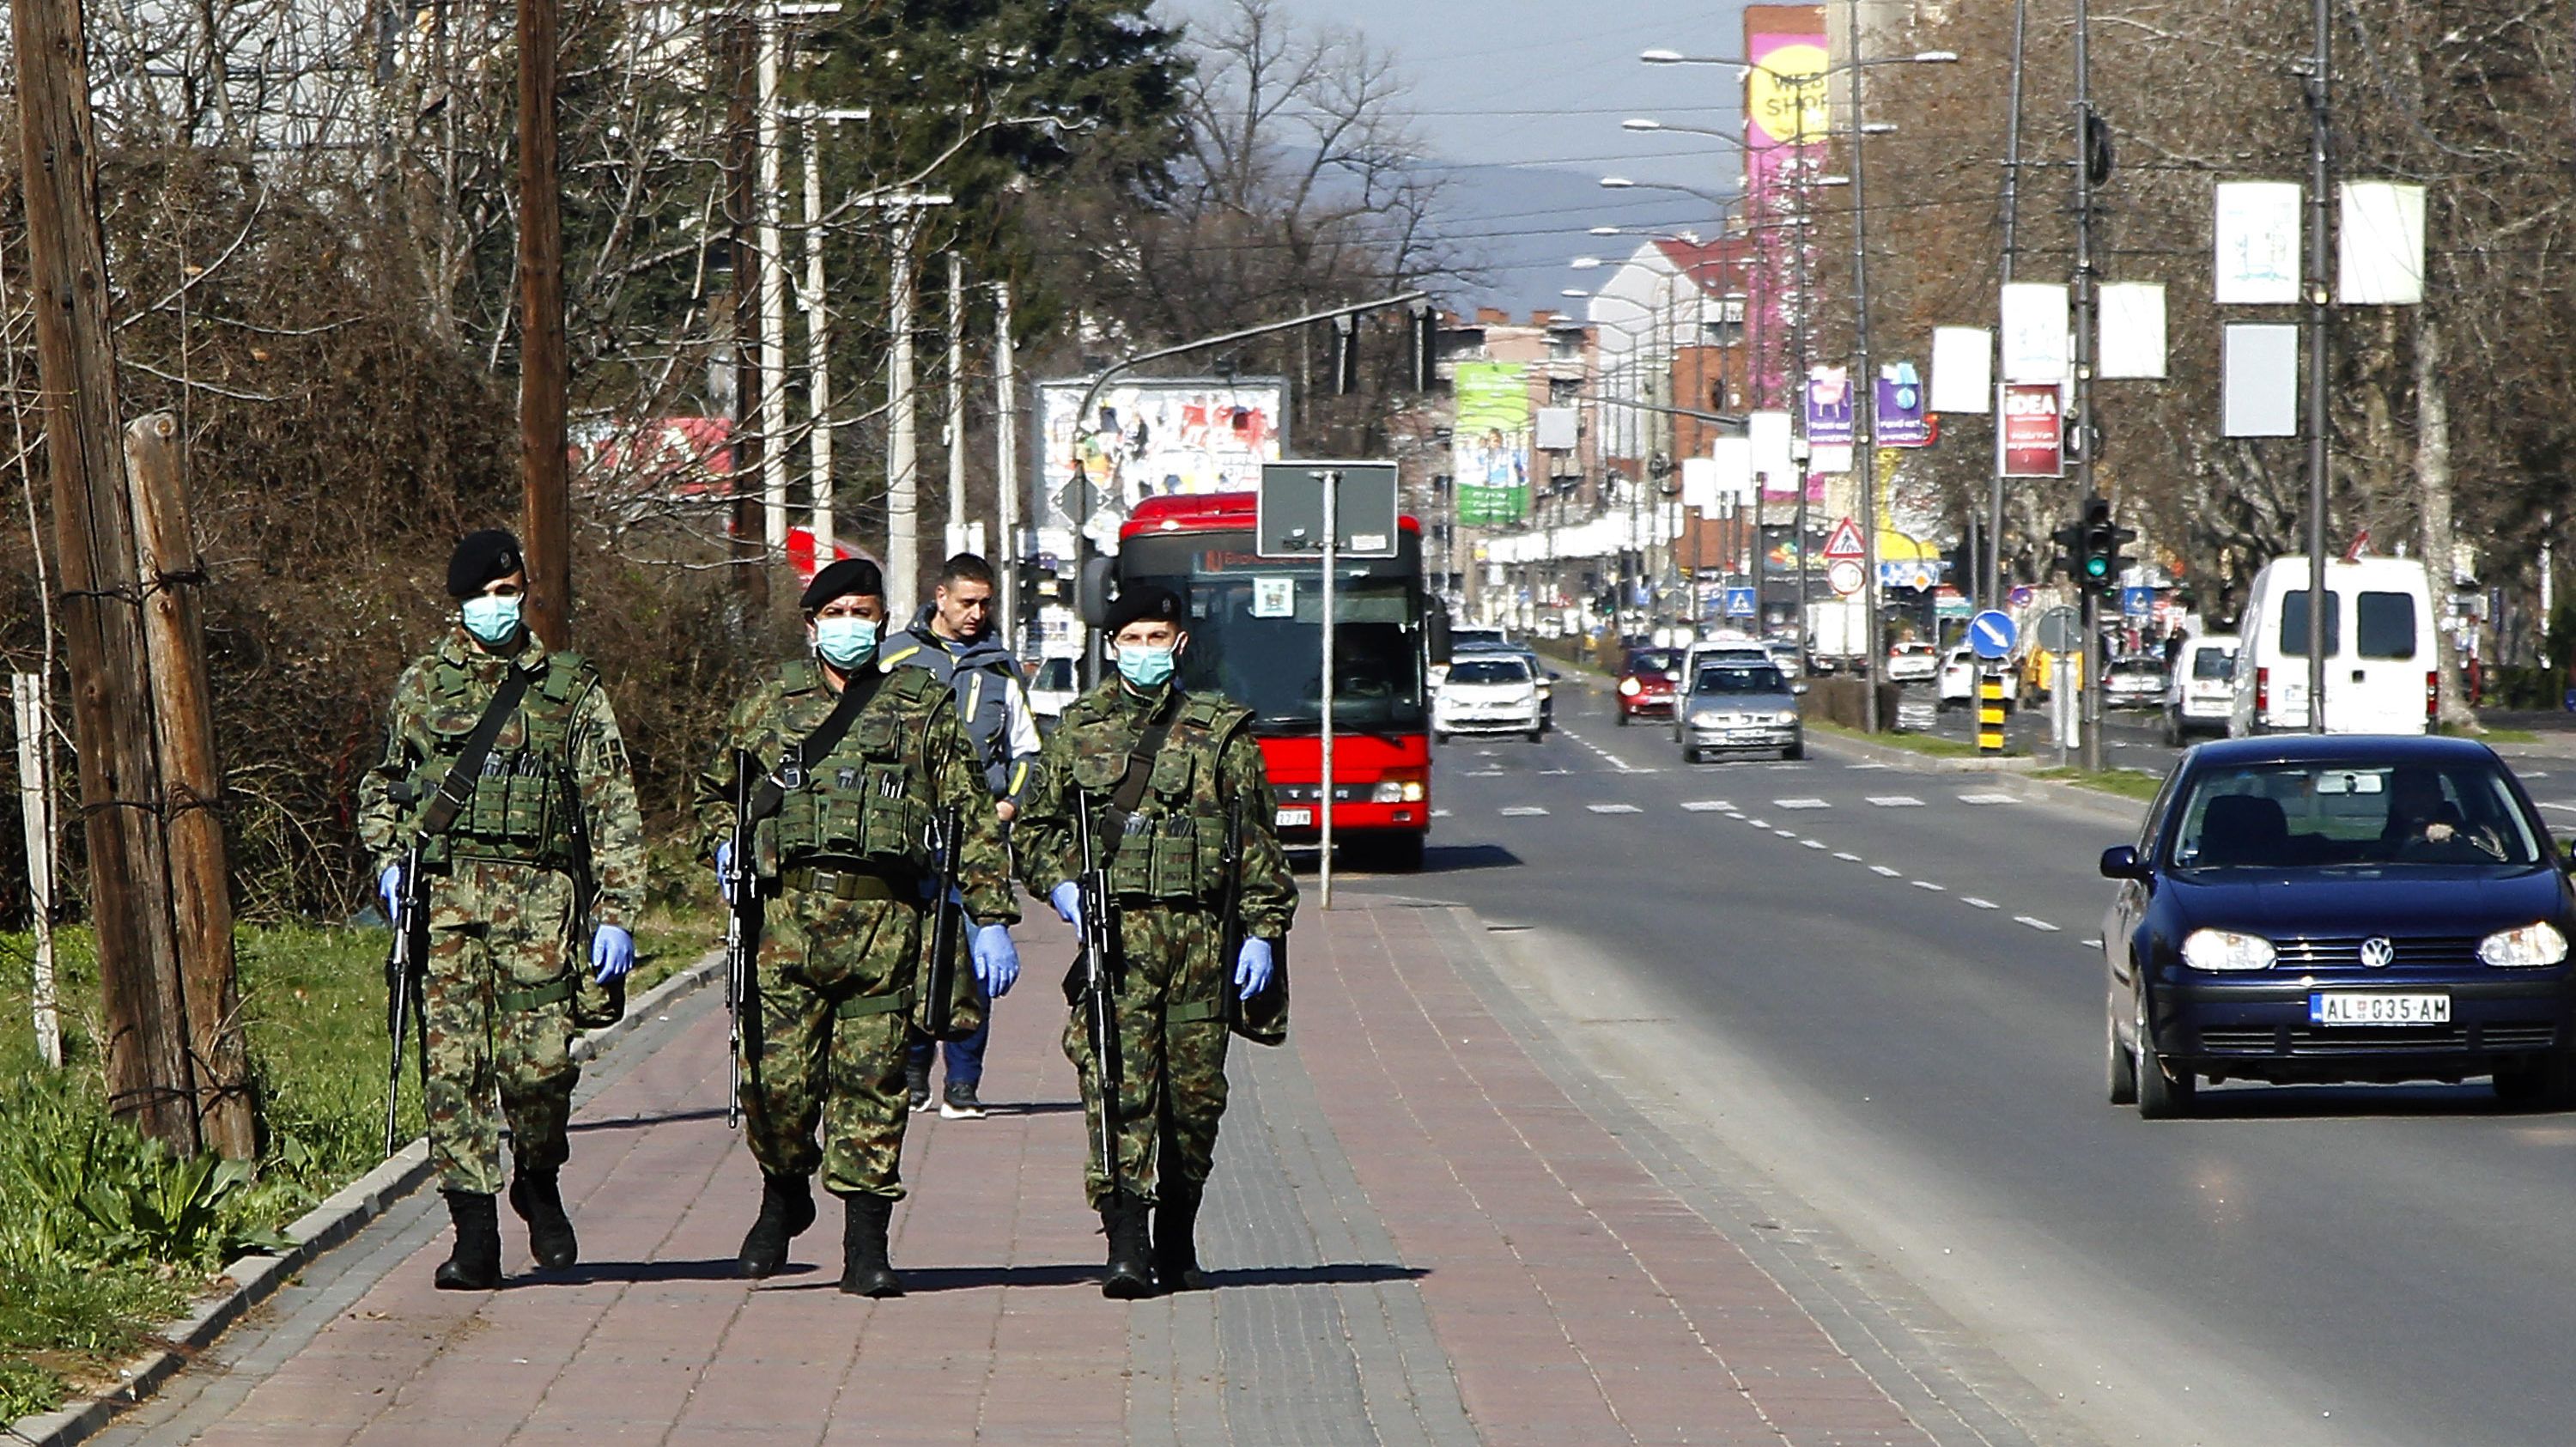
1256, 460, 1399, 560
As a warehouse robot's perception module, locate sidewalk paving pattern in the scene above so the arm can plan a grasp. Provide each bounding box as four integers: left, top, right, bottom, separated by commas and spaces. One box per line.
93, 901, 2058, 1447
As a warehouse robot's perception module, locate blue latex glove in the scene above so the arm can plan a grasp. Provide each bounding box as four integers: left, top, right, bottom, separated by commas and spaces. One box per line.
714, 841, 732, 888
377, 862, 405, 919
971, 923, 1020, 998
1234, 938, 1275, 1000
1048, 880, 1082, 929
591, 924, 635, 983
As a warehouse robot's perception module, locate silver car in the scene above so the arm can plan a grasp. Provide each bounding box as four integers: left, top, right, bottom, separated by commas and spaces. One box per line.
1675, 659, 1804, 763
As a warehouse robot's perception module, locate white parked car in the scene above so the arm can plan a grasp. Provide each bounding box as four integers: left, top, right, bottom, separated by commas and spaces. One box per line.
1432, 654, 1543, 742
1937, 647, 1980, 708
1886, 641, 1939, 683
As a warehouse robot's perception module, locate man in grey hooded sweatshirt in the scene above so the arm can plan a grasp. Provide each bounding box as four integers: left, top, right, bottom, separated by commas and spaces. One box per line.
883, 551, 1043, 1118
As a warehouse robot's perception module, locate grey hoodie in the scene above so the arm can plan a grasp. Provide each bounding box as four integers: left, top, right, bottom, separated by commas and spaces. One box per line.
884, 605, 1042, 804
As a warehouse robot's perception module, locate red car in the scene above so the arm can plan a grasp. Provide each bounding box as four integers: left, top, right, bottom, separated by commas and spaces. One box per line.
1615, 648, 1680, 725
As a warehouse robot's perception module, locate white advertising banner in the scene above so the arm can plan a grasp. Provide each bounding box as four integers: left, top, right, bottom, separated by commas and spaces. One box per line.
2099, 283, 2168, 380
1680, 456, 1718, 511
2214, 180, 2302, 304
2339, 180, 2427, 306
2222, 324, 2300, 437
1534, 404, 1581, 453
1710, 435, 1755, 502
1928, 326, 1992, 413
1998, 283, 2070, 383
1747, 410, 1793, 489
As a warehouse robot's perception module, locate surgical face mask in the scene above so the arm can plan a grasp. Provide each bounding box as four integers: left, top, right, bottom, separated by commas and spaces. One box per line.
814, 617, 880, 669
1115, 643, 1177, 689
460, 594, 522, 647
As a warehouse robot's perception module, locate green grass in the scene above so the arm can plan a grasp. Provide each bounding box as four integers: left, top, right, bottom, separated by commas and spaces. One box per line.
1807, 720, 2002, 758
0, 909, 715, 1419
2033, 766, 2166, 802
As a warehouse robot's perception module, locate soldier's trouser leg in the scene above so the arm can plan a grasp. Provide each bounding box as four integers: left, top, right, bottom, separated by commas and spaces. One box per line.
421, 862, 580, 1195
1065, 907, 1230, 1207
744, 891, 920, 1199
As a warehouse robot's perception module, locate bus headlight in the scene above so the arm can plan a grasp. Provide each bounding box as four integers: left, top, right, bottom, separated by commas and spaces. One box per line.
1371, 773, 1428, 805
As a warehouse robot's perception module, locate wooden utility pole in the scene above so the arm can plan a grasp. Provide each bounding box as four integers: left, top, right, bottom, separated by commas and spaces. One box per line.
126, 413, 254, 1158
11, 0, 201, 1148
724, 4, 769, 611
518, 0, 571, 648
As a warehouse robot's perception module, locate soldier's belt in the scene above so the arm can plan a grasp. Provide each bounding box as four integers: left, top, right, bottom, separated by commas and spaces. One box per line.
496, 976, 577, 1013
834, 985, 916, 1019
781, 866, 905, 902
1166, 995, 1226, 1024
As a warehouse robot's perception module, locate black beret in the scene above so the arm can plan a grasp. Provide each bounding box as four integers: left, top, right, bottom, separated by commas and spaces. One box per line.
447, 529, 523, 599
1103, 582, 1184, 636
801, 556, 885, 613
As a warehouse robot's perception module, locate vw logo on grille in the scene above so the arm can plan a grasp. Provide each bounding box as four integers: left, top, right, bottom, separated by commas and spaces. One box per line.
2359, 937, 2397, 969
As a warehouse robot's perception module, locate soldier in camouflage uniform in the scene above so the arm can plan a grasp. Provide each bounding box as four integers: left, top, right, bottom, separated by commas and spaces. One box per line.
358, 529, 647, 1291
1017, 583, 1296, 1298
696, 557, 1023, 1297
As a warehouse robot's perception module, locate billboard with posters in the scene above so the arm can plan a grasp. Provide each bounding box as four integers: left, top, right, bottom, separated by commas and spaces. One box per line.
1453, 362, 1533, 526
1036, 377, 1287, 540
1999, 381, 2065, 477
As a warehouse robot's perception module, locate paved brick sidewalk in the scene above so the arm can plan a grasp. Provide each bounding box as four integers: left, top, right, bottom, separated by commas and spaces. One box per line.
96, 901, 2066, 1447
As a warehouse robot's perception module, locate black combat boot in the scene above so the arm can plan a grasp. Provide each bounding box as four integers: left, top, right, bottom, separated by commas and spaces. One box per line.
1099, 1190, 1154, 1300
737, 1171, 817, 1280
434, 1190, 503, 1291
507, 1170, 579, 1271
837, 1192, 904, 1298
1151, 1182, 1206, 1293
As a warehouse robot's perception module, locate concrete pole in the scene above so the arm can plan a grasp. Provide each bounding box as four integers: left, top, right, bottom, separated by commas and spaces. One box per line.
756, 1, 788, 556
805, 112, 833, 566
945, 252, 967, 560
11, 673, 59, 1068
1845, 0, 1883, 733
886, 210, 920, 619
993, 279, 1020, 650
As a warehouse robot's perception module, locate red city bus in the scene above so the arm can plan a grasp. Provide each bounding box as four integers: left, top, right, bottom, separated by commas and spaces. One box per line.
1111, 491, 1443, 872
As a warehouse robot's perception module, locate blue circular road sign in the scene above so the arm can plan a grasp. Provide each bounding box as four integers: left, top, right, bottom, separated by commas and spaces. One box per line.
1969, 610, 2019, 661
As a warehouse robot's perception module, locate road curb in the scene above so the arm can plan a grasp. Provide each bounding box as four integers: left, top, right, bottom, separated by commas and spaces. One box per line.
1812, 729, 2040, 773
6, 948, 722, 1447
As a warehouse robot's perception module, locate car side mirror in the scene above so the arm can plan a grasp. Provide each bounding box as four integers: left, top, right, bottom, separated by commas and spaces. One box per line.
1793, 683, 1810, 696
2099, 844, 2146, 880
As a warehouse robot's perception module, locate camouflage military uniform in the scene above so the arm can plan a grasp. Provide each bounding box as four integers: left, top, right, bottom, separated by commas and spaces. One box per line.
1017, 678, 1297, 1207
696, 659, 1018, 1199
357, 629, 647, 1197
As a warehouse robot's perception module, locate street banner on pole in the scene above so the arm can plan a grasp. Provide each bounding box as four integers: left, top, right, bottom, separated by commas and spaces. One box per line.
1710, 435, 1753, 502
2338, 181, 2427, 306
1680, 456, 1717, 511
2099, 283, 2168, 379
1875, 362, 1931, 447
2222, 324, 2300, 436
2214, 180, 2302, 304
1804, 365, 1855, 449
1748, 410, 1794, 495
1452, 362, 1532, 525
1929, 326, 1991, 414
1999, 283, 2069, 383
1997, 381, 2065, 477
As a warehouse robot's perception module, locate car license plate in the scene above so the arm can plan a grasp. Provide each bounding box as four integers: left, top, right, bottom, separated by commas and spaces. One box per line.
1276, 806, 1313, 828
2309, 992, 2451, 1026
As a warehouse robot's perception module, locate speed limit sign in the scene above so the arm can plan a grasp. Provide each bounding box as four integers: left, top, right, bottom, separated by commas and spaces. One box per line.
1827, 559, 1866, 596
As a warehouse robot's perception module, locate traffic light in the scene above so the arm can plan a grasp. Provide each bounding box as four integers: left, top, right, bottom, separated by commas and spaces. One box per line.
2051, 516, 2087, 582
2077, 497, 2136, 596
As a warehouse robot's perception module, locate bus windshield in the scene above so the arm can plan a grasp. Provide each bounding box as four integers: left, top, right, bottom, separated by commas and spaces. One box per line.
1121, 562, 1429, 734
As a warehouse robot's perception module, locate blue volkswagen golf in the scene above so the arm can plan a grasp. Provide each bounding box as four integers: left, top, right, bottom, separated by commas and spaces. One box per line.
2099, 735, 2576, 1117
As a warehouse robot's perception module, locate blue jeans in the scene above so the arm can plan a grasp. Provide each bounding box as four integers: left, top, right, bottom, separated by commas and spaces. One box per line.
908, 981, 991, 1087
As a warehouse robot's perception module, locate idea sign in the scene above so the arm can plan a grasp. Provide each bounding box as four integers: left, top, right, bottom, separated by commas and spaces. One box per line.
1998, 381, 2065, 479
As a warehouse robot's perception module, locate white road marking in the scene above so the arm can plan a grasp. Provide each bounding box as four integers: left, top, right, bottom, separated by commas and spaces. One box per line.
2082, 937, 2104, 948
1772, 828, 1798, 837
2015, 916, 2061, 932
1745, 817, 1771, 828
2528, 771, 2552, 780
1870, 865, 1901, 878
1845, 762, 1891, 770
1499, 806, 1550, 818
1832, 851, 1862, 862
1958, 792, 2020, 805
1465, 769, 1506, 777
1774, 798, 1831, 810
1588, 803, 1643, 814
1680, 800, 1735, 812
1801, 839, 1828, 850
1962, 896, 1998, 909
1911, 879, 1947, 891
1431, 808, 1453, 818
2543, 802, 2576, 813
1768, 763, 1808, 771
1540, 769, 1576, 776
1866, 795, 1925, 807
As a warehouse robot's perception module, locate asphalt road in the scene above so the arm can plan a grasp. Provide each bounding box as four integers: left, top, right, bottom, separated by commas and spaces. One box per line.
1357, 683, 2576, 1447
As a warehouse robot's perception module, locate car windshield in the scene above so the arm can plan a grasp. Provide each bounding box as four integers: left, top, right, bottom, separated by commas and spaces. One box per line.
2190, 648, 2233, 679
2169, 759, 2544, 869
1447, 658, 1528, 685
1696, 665, 1785, 694
1033, 658, 1076, 691
1625, 649, 1676, 674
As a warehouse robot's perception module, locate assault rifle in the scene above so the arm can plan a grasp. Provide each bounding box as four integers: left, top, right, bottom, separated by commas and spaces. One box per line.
381, 839, 426, 1158
1217, 796, 1247, 1031
721, 753, 760, 1129
920, 805, 967, 1039
1071, 793, 1123, 1192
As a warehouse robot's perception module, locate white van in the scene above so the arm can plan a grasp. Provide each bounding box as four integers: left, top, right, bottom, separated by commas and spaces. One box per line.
2163, 633, 2239, 742
2228, 556, 2435, 736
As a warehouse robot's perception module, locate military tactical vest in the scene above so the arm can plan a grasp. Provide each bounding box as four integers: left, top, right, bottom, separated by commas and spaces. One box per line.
411, 651, 591, 869
765, 660, 939, 874
1068, 693, 1247, 902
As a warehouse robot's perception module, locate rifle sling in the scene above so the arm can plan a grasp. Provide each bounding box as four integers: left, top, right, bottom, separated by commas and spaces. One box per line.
1105, 690, 1184, 830
417, 663, 538, 839
746, 665, 888, 824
